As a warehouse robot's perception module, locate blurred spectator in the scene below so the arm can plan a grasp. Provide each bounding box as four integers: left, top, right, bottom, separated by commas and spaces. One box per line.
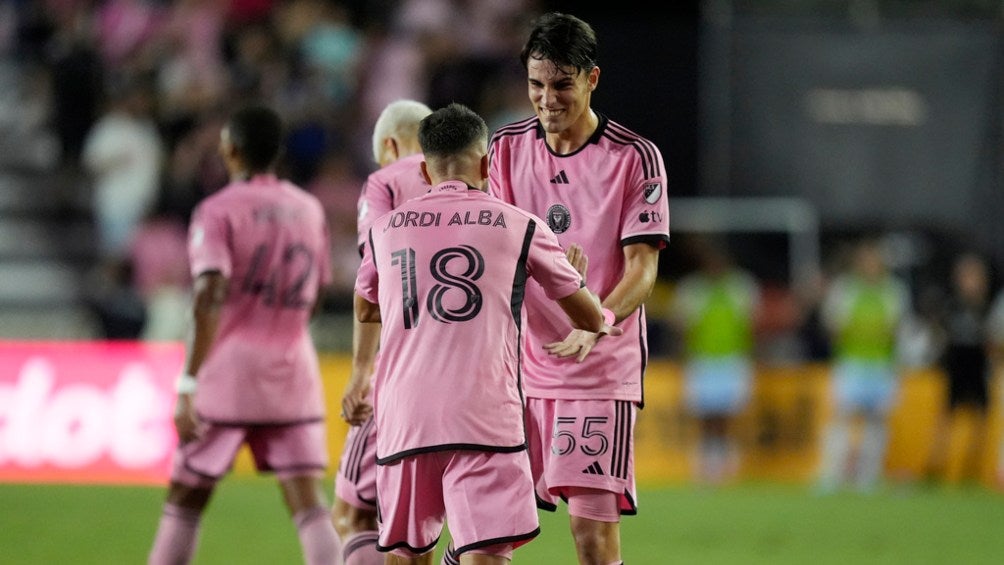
0, 2, 16, 53
81, 73, 165, 266
224, 20, 287, 104
816, 235, 911, 493
420, 0, 532, 110
227, 0, 277, 27
305, 148, 363, 312
669, 235, 760, 485
84, 257, 147, 340
10, 0, 567, 344
985, 279, 1004, 486
46, 0, 104, 168
161, 105, 229, 216
793, 269, 833, 362
282, 0, 363, 108
925, 251, 995, 485
349, 2, 433, 165
282, 109, 333, 186
93, 0, 163, 72
154, 0, 228, 131
128, 205, 191, 342
481, 67, 531, 135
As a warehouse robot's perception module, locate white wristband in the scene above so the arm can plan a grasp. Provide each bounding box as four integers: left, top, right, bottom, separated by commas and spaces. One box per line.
176, 373, 198, 395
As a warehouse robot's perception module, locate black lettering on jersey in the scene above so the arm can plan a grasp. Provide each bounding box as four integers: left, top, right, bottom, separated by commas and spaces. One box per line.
638, 210, 663, 224
446, 210, 507, 227
253, 206, 302, 223
427, 245, 484, 323
241, 242, 315, 309
385, 211, 442, 232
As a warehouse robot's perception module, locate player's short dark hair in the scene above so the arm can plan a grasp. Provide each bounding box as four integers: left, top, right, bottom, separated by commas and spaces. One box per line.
520, 12, 597, 73
418, 103, 488, 158
227, 104, 284, 172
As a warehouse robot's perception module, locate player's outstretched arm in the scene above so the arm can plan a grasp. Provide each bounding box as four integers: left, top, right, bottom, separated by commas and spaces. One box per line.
341, 302, 379, 425
547, 241, 658, 363
175, 271, 226, 443
550, 288, 623, 362
601, 241, 661, 321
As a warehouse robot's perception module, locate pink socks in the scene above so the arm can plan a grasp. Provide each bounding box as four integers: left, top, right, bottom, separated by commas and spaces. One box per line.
147, 503, 201, 565
293, 506, 342, 565
342, 530, 383, 565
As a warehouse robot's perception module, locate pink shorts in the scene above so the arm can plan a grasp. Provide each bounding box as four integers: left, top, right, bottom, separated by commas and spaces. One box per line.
171, 420, 328, 487
334, 416, 378, 510
376, 450, 539, 558
524, 397, 638, 518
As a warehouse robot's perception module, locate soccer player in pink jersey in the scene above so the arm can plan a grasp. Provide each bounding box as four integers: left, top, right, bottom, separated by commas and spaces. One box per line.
332, 99, 432, 565
147, 105, 341, 565
487, 12, 670, 565
355, 102, 621, 564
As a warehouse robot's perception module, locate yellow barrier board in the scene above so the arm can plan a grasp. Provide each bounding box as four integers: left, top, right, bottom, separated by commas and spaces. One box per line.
235, 356, 1004, 489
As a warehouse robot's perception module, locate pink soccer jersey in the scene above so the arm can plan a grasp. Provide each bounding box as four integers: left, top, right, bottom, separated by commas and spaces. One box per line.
355, 181, 584, 463
187, 173, 333, 423
356, 152, 430, 251
489, 114, 670, 405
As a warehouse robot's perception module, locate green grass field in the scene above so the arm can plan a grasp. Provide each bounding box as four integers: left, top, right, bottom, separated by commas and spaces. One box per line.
4, 477, 1003, 564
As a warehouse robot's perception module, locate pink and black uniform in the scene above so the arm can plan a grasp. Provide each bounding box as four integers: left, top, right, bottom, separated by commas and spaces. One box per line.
355, 180, 584, 555
489, 113, 669, 514
355, 152, 429, 252
335, 151, 430, 511
178, 172, 332, 481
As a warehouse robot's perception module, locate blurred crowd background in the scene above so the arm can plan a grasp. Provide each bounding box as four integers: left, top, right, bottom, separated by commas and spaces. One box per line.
0, 0, 1003, 368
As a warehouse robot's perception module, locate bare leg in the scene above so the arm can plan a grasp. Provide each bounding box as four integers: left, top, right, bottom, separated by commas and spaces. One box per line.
333, 497, 379, 537
460, 553, 509, 564
386, 552, 434, 565
569, 515, 621, 565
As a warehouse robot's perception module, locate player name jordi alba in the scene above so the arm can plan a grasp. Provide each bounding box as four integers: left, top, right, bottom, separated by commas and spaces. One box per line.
383, 209, 508, 231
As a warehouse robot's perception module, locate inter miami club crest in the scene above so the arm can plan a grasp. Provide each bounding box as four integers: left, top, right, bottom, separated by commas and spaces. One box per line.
644, 182, 662, 204
546, 203, 571, 234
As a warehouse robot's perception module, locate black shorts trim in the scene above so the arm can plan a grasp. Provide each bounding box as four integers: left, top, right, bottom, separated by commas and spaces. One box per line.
535, 493, 557, 512
454, 527, 541, 556
376, 535, 440, 555
376, 443, 526, 465
199, 416, 325, 427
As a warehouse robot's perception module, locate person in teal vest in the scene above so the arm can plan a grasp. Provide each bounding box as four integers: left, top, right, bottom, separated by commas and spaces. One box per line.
816, 235, 910, 493
671, 236, 760, 485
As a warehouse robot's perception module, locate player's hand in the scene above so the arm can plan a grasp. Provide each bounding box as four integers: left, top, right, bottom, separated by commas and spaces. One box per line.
340, 376, 373, 426
173, 393, 203, 444
545, 329, 600, 362
565, 243, 588, 283
544, 320, 623, 362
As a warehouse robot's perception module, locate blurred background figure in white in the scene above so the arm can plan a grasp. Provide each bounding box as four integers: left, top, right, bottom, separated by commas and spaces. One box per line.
81, 73, 165, 269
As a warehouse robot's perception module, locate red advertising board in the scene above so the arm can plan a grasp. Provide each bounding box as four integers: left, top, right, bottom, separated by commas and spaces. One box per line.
0, 341, 184, 485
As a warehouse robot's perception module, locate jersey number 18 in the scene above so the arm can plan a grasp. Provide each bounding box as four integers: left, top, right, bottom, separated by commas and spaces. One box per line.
391, 245, 484, 329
